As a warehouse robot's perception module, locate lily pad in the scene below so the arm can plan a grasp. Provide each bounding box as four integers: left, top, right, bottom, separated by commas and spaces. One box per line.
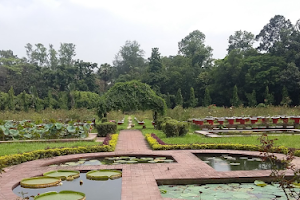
20, 176, 61, 188
156, 157, 166, 160
34, 190, 85, 200
65, 162, 80, 166
230, 163, 241, 166
86, 169, 122, 180
126, 160, 138, 164
163, 159, 174, 163
43, 170, 80, 181
254, 180, 267, 187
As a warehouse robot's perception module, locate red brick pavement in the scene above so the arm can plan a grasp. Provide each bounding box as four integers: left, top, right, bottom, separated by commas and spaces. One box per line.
0, 129, 299, 200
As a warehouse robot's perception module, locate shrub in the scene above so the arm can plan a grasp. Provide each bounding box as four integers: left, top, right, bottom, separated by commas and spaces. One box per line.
156, 117, 172, 130
101, 118, 108, 123
164, 119, 179, 137
96, 122, 117, 137
178, 121, 189, 136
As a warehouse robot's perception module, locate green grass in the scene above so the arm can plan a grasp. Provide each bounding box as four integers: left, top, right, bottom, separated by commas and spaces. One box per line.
140, 119, 300, 149
0, 141, 100, 156
117, 115, 129, 131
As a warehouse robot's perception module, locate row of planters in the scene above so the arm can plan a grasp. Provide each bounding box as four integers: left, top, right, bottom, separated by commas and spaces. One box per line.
0, 120, 92, 141
155, 117, 189, 137
192, 115, 300, 129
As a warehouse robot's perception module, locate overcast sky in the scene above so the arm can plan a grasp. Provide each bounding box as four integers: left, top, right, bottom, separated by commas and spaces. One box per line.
0, 0, 299, 66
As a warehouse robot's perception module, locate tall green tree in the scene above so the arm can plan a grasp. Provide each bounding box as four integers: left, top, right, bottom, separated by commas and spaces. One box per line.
189, 87, 198, 107
264, 86, 274, 105
230, 85, 241, 107
175, 88, 183, 106
178, 30, 213, 68
246, 90, 257, 107
227, 30, 255, 53
98, 63, 114, 93
59, 43, 76, 66
256, 15, 294, 52
113, 40, 145, 81
8, 86, 15, 110
280, 86, 291, 106
203, 87, 211, 107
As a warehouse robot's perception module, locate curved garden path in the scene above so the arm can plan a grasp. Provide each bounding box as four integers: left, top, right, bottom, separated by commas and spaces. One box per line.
1, 130, 300, 200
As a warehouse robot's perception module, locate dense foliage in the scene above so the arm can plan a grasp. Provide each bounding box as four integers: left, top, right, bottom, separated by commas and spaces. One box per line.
97, 80, 167, 118
1, 15, 300, 109
0, 120, 91, 141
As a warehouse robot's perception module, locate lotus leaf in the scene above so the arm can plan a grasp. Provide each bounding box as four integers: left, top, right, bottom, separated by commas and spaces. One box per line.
55, 123, 63, 130
67, 125, 76, 133
43, 170, 80, 180
20, 176, 61, 188
254, 180, 267, 187
34, 190, 85, 200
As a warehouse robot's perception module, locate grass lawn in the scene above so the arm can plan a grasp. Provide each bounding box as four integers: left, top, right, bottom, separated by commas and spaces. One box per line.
140, 119, 300, 149
0, 141, 100, 156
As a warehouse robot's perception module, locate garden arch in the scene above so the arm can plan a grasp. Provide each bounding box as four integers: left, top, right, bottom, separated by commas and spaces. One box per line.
97, 80, 167, 120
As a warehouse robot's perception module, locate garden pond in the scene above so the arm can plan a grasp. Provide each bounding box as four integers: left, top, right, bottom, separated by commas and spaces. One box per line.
195, 153, 284, 171
13, 171, 122, 200
158, 182, 300, 199
48, 155, 175, 167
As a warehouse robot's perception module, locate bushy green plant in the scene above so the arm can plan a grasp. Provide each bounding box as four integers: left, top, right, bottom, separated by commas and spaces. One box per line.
96, 122, 117, 137
156, 117, 172, 130
163, 119, 179, 137
101, 118, 108, 123
177, 121, 189, 136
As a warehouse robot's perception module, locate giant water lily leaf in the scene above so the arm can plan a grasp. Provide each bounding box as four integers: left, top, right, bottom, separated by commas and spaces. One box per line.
86, 169, 122, 180
254, 180, 267, 187
20, 176, 61, 188
43, 170, 80, 180
34, 190, 85, 200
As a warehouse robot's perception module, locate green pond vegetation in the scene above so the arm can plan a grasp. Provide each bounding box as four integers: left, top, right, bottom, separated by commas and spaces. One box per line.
159, 182, 300, 200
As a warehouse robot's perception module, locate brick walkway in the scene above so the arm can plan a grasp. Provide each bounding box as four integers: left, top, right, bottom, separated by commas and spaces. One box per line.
1, 130, 299, 200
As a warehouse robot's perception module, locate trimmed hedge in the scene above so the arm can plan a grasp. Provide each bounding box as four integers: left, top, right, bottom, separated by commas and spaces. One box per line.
144, 133, 300, 156
0, 134, 119, 171
96, 122, 117, 137
161, 119, 189, 137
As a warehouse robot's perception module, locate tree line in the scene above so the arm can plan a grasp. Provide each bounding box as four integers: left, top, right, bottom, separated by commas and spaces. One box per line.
0, 14, 300, 111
